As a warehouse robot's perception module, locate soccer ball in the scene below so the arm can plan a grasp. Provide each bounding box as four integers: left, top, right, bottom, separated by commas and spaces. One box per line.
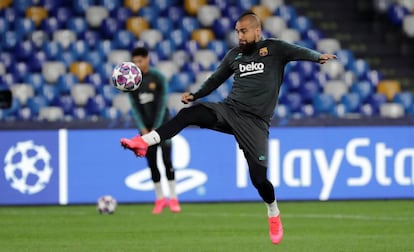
111, 62, 142, 92
97, 195, 117, 214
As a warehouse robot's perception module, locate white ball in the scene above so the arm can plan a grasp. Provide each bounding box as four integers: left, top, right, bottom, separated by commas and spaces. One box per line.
111, 62, 142, 92
97, 195, 117, 214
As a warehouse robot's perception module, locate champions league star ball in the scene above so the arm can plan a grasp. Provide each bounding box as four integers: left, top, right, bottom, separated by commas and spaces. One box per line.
111, 62, 142, 92
97, 195, 117, 214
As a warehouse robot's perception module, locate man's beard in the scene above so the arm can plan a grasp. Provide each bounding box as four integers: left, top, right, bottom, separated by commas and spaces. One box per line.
239, 40, 256, 54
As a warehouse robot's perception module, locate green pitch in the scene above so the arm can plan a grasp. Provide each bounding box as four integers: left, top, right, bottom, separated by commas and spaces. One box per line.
0, 200, 413, 252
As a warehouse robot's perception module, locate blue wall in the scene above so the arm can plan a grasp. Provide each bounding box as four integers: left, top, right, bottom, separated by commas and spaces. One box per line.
1, 126, 414, 205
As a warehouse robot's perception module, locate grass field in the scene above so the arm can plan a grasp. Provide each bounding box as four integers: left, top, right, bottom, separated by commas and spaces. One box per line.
0, 200, 413, 252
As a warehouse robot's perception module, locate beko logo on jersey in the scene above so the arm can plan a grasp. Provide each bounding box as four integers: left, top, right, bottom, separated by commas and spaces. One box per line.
239, 62, 264, 77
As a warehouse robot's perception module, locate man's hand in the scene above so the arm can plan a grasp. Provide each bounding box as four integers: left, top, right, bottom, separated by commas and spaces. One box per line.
181, 92, 195, 104
319, 53, 337, 64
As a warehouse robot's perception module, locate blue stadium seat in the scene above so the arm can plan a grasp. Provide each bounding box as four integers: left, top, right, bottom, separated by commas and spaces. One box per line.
278, 92, 303, 113
52, 95, 75, 114
39, 84, 59, 103
237, 0, 259, 11
152, 0, 180, 15
40, 17, 62, 36
169, 72, 195, 93
71, 107, 88, 120
56, 51, 76, 68
1, 31, 19, 51
27, 95, 49, 116
209, 0, 230, 12
39, 0, 69, 12
101, 107, 122, 120
212, 17, 232, 39
96, 62, 116, 83
112, 7, 132, 24
351, 59, 370, 80
148, 50, 161, 66
0, 17, 9, 35
16, 107, 35, 121
275, 5, 298, 24
0, 73, 17, 88
14, 40, 36, 61
51, 7, 72, 26
42, 41, 63, 60
393, 92, 413, 111
183, 40, 201, 56
96, 40, 116, 58
15, 18, 35, 39
155, 40, 176, 60
81, 30, 102, 49
0, 52, 15, 72
340, 93, 361, 113
169, 29, 190, 49
180, 17, 201, 36
273, 104, 291, 119
284, 71, 304, 91
85, 73, 105, 90
166, 6, 185, 26
350, 80, 373, 102
113, 30, 135, 49
1, 7, 17, 24
182, 62, 203, 76
69, 40, 89, 61
295, 61, 318, 80
0, 97, 20, 119
152, 17, 174, 37
67, 17, 88, 37
367, 93, 387, 115
298, 80, 320, 104
303, 28, 324, 44
84, 51, 105, 70
334, 49, 355, 70
73, 0, 94, 15
100, 18, 122, 39
11, 62, 30, 83
99, 0, 121, 13
138, 6, 159, 26
387, 3, 410, 26
13, 0, 33, 14
222, 5, 242, 25
290, 16, 312, 36
24, 73, 45, 93
86, 95, 108, 115
313, 93, 336, 115
99, 85, 119, 104
57, 73, 79, 95
364, 70, 383, 86
207, 40, 228, 60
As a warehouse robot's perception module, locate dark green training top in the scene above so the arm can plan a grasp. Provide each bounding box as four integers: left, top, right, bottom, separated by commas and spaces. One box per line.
128, 68, 169, 131
192, 38, 321, 124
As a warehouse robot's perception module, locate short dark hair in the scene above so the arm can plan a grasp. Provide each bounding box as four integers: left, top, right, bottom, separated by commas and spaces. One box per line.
132, 47, 149, 57
237, 11, 262, 28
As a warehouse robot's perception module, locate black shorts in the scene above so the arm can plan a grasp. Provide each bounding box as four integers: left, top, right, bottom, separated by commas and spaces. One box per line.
200, 102, 269, 166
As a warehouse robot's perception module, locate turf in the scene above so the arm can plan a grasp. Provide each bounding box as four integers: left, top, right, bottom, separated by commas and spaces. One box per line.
0, 200, 413, 252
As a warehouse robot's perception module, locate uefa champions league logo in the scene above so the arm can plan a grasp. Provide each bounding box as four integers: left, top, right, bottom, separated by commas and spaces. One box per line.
3, 140, 53, 195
